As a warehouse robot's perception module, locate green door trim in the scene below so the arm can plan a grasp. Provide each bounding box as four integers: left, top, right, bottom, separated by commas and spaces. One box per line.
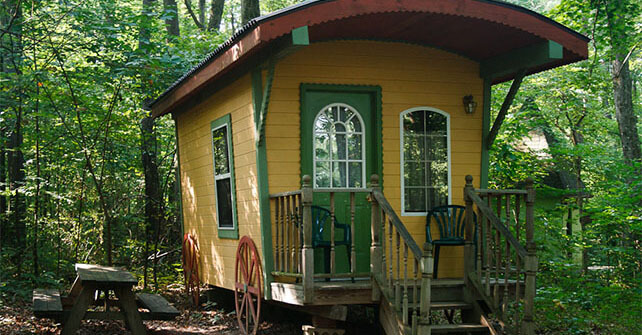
299, 83, 383, 186
300, 83, 383, 273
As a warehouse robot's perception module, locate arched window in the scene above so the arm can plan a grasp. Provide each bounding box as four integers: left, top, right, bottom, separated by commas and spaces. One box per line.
313, 103, 365, 188
400, 107, 450, 215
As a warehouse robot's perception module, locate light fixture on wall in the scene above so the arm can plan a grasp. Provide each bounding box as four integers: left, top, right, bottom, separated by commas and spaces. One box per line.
463, 95, 477, 114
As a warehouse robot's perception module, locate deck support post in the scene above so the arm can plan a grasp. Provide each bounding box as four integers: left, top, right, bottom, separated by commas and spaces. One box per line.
418, 242, 433, 335
301, 175, 314, 304
522, 178, 537, 335
369, 174, 382, 302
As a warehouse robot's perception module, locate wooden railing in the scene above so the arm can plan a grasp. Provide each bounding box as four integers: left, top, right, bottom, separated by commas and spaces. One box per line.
370, 175, 433, 335
269, 175, 372, 302
464, 175, 537, 335
269, 189, 303, 278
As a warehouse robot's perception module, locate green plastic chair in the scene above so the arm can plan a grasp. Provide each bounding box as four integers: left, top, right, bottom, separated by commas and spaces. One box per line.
311, 206, 352, 274
426, 205, 476, 279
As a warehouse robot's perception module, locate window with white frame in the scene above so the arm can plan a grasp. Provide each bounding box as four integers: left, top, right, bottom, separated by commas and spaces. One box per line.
211, 116, 237, 234
400, 108, 450, 215
313, 103, 366, 189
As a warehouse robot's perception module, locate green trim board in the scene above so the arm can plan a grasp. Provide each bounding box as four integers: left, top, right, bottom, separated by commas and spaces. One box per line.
480, 40, 563, 80
291, 26, 309, 45
256, 60, 276, 145
210, 114, 239, 239
299, 83, 383, 274
252, 68, 274, 299
299, 83, 384, 184
480, 79, 491, 189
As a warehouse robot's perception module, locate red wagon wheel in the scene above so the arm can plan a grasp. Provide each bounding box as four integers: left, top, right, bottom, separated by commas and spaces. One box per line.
182, 233, 200, 306
235, 236, 262, 335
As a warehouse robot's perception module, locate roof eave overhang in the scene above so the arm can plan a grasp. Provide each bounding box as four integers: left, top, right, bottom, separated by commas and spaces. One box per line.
150, 0, 589, 118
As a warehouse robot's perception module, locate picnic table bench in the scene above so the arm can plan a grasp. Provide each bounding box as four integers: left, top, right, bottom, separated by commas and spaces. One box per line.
33, 263, 179, 335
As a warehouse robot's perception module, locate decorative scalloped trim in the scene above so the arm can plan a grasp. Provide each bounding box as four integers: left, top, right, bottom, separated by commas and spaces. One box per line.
151, 0, 587, 113
257, 61, 275, 145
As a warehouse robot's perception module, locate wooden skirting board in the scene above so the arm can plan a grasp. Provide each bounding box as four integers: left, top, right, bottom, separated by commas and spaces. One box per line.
270, 280, 374, 306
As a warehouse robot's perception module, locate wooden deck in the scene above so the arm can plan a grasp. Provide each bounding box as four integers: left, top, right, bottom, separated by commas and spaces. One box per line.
271, 278, 374, 306
270, 277, 523, 307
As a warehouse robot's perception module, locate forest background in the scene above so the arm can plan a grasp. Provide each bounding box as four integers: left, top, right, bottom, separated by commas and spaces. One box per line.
0, 0, 640, 333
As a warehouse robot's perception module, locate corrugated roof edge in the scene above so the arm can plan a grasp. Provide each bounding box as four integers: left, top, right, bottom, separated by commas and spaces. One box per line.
145, 0, 332, 111
146, 0, 589, 112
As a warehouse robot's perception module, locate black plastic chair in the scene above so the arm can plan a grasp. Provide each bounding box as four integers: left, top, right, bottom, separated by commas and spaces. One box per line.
311, 206, 352, 274
426, 205, 476, 279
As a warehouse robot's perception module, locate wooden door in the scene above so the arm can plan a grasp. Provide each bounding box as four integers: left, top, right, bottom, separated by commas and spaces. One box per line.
301, 84, 381, 275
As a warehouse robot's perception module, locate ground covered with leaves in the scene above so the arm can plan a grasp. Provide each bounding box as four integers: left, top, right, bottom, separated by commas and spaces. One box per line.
0, 285, 304, 335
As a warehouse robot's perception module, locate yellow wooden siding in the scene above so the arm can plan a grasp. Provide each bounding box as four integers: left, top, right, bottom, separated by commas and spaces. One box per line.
176, 74, 262, 290
266, 41, 483, 278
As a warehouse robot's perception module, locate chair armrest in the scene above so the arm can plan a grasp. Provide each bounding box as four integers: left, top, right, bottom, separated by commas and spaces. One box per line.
425, 220, 433, 243
334, 222, 351, 243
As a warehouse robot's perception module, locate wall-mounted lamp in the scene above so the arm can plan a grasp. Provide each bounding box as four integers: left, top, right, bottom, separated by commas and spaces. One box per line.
463, 95, 477, 114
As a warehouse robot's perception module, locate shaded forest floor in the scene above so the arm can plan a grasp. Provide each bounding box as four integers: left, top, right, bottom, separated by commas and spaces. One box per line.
0, 286, 305, 335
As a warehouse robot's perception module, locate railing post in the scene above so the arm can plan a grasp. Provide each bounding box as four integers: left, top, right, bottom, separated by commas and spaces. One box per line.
463, 175, 475, 281
301, 175, 314, 304
418, 242, 433, 335
369, 174, 382, 301
522, 177, 537, 335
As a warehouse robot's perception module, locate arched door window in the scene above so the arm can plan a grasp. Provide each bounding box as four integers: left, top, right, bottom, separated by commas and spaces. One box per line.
400, 107, 451, 215
313, 103, 365, 188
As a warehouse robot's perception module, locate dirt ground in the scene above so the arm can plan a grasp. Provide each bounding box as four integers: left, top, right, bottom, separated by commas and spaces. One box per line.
0, 285, 307, 335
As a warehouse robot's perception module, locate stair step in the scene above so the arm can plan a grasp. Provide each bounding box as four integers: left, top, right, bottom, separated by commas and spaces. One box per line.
431, 279, 464, 287
430, 301, 471, 310
430, 323, 489, 334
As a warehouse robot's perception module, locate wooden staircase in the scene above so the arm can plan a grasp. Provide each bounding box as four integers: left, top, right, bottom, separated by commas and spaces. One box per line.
379, 279, 491, 335
268, 175, 538, 335
369, 176, 537, 335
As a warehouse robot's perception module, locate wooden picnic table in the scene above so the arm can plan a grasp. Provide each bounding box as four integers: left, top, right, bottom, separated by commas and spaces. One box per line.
33, 263, 179, 335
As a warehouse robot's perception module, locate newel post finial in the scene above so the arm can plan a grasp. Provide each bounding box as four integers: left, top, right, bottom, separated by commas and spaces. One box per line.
465, 175, 473, 187
370, 174, 380, 189
464, 175, 474, 202
302, 174, 312, 188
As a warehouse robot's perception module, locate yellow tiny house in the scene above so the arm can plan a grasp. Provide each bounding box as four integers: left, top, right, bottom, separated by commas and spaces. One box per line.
149, 1, 588, 334
175, 74, 261, 289
266, 40, 484, 278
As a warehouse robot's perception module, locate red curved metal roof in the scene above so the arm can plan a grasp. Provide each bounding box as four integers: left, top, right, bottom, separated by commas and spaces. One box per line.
151, 0, 588, 117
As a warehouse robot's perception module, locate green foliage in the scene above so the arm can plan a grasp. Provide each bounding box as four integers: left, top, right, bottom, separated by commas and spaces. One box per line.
0, 0, 305, 296
497, 1, 641, 333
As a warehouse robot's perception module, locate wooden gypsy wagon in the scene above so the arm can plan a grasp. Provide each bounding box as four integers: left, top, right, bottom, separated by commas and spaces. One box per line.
148, 0, 588, 334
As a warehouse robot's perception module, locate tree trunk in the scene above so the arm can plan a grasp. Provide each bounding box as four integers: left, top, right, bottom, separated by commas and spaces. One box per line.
163, 0, 180, 37
8, 116, 26, 268
198, 0, 205, 27
141, 116, 162, 289
612, 57, 641, 169
240, 0, 259, 25
139, 0, 164, 286
184, 0, 205, 30
74, 169, 86, 263
4, 0, 25, 270
604, 0, 641, 173
33, 92, 40, 277
208, 0, 224, 31
0, 128, 6, 256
